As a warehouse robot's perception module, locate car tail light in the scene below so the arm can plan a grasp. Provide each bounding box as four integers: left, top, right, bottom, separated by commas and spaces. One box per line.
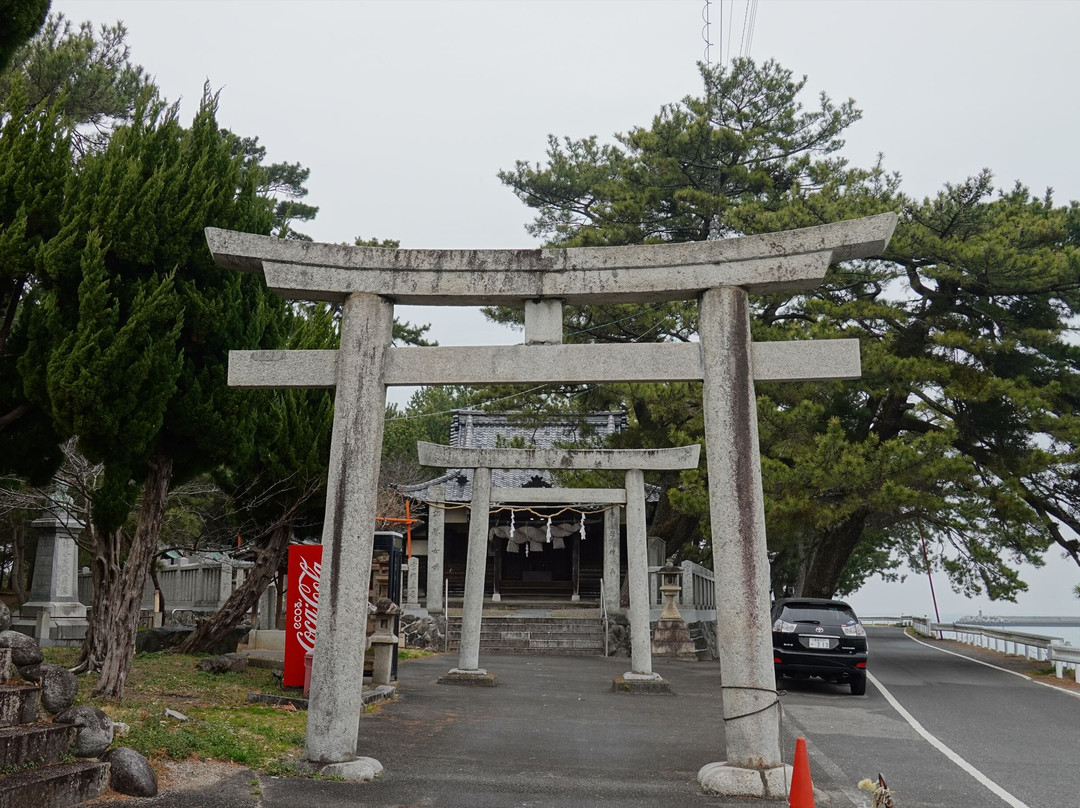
774, 657, 783, 664
841, 623, 867, 637
773, 619, 797, 633
856, 662, 866, 668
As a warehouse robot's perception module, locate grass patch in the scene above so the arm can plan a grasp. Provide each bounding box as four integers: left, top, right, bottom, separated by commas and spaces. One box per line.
42, 647, 307, 772
397, 648, 434, 661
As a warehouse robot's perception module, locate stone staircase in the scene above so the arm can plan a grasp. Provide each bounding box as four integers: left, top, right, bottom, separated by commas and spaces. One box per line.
687, 621, 716, 661
446, 616, 605, 656
0, 651, 109, 808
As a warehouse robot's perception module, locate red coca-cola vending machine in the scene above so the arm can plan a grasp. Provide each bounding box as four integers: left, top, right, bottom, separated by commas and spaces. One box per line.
284, 543, 322, 687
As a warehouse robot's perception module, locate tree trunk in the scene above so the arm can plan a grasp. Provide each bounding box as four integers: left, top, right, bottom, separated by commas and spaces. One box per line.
177, 520, 292, 654
798, 511, 869, 598
75, 453, 174, 699
274, 568, 285, 630
10, 521, 27, 605
149, 564, 165, 620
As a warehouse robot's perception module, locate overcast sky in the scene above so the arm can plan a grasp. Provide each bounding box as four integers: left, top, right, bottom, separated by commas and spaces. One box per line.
52, 0, 1080, 618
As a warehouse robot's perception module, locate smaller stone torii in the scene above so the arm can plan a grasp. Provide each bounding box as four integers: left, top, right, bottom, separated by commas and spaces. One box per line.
416, 441, 700, 689
207, 211, 896, 795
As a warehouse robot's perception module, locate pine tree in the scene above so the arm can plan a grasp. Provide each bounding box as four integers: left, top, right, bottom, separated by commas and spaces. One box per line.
498, 58, 1080, 601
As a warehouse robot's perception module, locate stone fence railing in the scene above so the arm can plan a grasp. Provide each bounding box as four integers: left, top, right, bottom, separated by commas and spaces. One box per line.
870, 615, 1079, 684
77, 557, 277, 629
647, 559, 716, 621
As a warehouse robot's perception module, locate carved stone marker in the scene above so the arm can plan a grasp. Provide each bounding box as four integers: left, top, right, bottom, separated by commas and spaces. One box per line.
207, 212, 897, 791
21, 495, 87, 645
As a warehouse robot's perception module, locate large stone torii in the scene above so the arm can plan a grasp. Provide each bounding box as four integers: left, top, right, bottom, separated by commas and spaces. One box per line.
206, 212, 897, 795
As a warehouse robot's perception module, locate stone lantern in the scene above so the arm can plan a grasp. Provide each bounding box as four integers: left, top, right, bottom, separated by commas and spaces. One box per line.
369, 598, 402, 686
657, 561, 685, 621
651, 560, 697, 661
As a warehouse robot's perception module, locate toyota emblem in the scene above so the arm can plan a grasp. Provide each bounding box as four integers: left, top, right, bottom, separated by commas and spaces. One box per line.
814, 627, 824, 633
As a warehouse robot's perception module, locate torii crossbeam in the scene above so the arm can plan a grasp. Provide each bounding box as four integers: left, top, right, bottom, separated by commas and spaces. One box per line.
206, 212, 897, 796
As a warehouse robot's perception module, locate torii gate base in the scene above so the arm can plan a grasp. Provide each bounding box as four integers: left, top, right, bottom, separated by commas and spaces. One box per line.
438, 669, 497, 686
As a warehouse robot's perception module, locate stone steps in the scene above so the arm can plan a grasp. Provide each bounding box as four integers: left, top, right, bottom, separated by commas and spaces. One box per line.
0, 685, 41, 728
0, 760, 110, 808
445, 617, 606, 655
0, 724, 74, 768
0, 648, 111, 808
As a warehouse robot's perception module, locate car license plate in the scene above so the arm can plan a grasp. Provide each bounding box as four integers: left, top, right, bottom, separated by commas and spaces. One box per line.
807, 637, 831, 649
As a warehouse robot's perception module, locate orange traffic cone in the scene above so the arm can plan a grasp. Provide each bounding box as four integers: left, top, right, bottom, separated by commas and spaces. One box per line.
789, 736, 815, 808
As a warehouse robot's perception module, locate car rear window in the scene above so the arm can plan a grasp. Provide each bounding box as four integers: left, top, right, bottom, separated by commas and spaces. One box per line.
779, 604, 858, 626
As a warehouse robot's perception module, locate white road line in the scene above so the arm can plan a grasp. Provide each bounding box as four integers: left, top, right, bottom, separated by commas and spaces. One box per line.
867, 670, 1030, 808
904, 630, 1080, 701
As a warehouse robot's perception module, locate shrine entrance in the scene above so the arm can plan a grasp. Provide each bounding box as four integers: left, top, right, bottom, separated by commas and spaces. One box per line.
207, 211, 896, 795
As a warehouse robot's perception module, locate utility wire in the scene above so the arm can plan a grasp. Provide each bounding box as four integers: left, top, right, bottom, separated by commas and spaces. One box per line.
702, 0, 713, 68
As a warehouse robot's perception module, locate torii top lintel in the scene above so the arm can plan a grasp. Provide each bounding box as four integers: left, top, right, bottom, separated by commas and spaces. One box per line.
416, 441, 701, 472
205, 213, 896, 306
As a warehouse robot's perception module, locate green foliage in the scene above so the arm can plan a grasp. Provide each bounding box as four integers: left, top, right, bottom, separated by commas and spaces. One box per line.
383, 386, 467, 466
43, 647, 307, 769
498, 57, 1080, 600
0, 0, 49, 73
0, 12, 151, 153
499, 58, 864, 248
21, 89, 278, 530
228, 132, 318, 240
0, 76, 71, 481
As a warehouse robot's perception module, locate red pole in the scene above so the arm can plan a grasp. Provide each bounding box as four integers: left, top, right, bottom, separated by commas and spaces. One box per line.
920, 530, 943, 638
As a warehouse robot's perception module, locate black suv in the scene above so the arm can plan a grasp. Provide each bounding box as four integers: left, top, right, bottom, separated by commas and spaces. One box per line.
771, 597, 868, 695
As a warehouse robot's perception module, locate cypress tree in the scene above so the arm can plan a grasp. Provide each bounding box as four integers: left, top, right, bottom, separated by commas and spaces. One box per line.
25, 88, 279, 697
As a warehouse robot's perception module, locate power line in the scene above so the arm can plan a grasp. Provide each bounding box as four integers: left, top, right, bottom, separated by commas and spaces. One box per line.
702, 0, 713, 68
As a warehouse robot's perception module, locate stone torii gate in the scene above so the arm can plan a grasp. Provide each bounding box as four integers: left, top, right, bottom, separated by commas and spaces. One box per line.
415, 441, 700, 689
206, 212, 896, 795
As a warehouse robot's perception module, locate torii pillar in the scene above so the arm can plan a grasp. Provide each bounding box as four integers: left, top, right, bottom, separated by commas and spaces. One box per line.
206, 212, 896, 793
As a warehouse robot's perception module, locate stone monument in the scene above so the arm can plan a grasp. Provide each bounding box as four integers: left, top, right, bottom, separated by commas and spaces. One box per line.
19, 492, 88, 646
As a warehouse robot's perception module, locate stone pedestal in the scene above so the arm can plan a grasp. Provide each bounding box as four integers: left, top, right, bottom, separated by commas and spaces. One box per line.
611, 671, 674, 695
19, 499, 87, 646
651, 619, 698, 661
437, 668, 497, 687
369, 599, 401, 686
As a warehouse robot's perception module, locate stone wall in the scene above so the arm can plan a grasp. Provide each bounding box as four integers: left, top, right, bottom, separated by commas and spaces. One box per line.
399, 614, 447, 651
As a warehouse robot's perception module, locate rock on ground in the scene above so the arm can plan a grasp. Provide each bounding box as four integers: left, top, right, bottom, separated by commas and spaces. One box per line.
0, 629, 43, 667
19, 663, 79, 714
196, 653, 249, 674
53, 704, 114, 757
102, 747, 158, 797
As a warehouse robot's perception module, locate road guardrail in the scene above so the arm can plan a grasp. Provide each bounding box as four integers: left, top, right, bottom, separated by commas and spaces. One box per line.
863, 615, 1078, 683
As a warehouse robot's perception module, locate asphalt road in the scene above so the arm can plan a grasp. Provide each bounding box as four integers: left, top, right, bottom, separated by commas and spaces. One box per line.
97, 627, 1080, 807
779, 626, 1080, 807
